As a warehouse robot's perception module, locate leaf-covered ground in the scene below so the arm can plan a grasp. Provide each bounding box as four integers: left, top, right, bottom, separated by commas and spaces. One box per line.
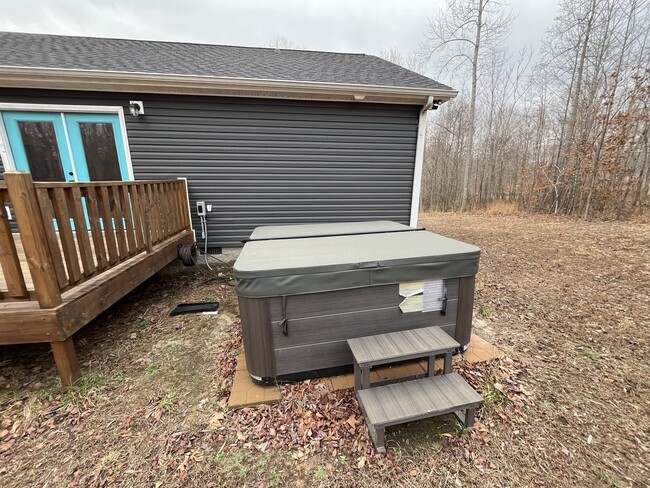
0, 213, 648, 487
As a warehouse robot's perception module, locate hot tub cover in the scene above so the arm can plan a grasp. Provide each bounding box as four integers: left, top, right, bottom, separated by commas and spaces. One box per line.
235, 222, 480, 298
248, 220, 412, 241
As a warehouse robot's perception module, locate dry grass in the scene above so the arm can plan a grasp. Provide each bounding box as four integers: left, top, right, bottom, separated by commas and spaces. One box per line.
485, 200, 519, 216
1, 214, 648, 487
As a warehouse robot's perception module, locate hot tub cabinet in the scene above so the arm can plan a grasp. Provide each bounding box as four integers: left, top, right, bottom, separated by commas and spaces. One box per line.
234, 222, 480, 384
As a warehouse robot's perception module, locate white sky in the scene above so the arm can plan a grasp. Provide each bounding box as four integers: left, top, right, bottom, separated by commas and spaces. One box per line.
0, 0, 560, 87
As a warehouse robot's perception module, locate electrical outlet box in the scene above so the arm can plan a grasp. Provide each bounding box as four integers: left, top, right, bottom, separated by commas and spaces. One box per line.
196, 201, 206, 216
206, 204, 212, 212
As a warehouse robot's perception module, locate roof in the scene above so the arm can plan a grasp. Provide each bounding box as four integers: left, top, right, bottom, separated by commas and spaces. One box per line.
0, 32, 456, 104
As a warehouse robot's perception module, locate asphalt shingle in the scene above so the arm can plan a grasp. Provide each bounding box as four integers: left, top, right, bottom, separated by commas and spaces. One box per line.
0, 32, 453, 91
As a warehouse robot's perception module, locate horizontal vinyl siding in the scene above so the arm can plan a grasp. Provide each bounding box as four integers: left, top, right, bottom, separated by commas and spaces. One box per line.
0, 89, 419, 247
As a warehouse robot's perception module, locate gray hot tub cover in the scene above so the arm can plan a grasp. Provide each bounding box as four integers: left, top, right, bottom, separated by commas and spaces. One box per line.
248, 220, 412, 241
235, 224, 480, 298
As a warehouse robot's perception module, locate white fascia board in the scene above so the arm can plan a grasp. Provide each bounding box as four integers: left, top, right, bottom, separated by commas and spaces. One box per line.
0, 66, 458, 104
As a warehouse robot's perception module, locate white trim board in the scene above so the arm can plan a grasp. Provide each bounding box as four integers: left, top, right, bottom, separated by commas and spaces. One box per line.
0, 102, 134, 180
409, 97, 434, 227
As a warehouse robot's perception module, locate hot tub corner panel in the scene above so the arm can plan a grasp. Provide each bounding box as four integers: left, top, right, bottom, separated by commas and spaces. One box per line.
238, 295, 276, 380
456, 276, 476, 347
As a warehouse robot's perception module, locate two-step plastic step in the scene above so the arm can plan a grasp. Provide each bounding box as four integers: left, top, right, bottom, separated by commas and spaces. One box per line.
347, 326, 484, 453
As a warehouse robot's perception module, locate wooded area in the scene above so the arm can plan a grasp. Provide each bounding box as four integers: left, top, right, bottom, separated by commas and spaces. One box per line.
403, 0, 650, 219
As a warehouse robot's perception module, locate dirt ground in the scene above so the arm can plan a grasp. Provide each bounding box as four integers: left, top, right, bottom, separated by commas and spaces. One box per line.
0, 213, 648, 487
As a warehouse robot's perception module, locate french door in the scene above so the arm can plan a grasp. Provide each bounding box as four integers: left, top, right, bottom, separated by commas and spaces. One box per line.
1, 110, 131, 183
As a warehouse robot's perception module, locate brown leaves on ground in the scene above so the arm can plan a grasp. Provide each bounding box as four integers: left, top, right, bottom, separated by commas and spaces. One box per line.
228, 381, 375, 459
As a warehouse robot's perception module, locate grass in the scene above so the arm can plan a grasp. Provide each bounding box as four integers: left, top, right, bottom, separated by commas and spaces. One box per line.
1, 214, 648, 487
313, 465, 328, 482
581, 349, 600, 360
481, 378, 507, 412
138, 318, 152, 328
145, 364, 159, 374
61, 372, 107, 408
486, 200, 519, 216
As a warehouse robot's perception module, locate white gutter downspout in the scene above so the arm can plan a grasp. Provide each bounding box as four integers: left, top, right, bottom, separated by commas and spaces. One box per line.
409, 96, 434, 227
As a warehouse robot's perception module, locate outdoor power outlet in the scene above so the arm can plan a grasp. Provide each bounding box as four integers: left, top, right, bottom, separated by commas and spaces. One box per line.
196, 201, 206, 216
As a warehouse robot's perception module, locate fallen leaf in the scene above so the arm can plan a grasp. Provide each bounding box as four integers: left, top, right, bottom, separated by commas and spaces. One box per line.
0, 439, 16, 452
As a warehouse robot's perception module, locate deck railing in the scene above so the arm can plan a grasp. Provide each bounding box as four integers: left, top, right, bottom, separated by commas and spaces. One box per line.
0, 172, 192, 308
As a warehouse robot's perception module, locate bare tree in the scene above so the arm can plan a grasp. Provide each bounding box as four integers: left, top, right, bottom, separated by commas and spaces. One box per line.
420, 0, 649, 219
423, 0, 515, 211
379, 47, 427, 74
266, 37, 301, 50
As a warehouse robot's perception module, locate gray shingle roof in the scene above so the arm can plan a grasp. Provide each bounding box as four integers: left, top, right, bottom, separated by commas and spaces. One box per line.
0, 32, 453, 92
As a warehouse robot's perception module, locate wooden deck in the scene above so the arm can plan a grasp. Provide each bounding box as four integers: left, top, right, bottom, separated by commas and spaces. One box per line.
0, 172, 194, 385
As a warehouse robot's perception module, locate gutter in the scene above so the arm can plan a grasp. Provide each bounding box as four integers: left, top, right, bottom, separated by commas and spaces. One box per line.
0, 66, 458, 104
409, 96, 436, 227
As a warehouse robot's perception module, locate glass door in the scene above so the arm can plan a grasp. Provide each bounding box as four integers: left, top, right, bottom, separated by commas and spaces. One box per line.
64, 113, 130, 182
2, 112, 76, 181
1, 111, 130, 183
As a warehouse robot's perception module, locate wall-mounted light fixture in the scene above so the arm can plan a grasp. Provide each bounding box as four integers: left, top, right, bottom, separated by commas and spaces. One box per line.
129, 100, 144, 116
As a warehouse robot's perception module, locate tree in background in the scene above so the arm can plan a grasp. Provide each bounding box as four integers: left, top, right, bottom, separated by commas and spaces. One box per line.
266, 37, 302, 50
415, 0, 649, 219
379, 47, 427, 75
422, 0, 515, 211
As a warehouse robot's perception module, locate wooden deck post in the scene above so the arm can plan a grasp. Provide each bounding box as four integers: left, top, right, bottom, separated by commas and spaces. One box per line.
51, 337, 81, 386
4, 172, 62, 308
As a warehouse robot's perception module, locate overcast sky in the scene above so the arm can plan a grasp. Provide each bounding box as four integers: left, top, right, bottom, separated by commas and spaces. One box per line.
0, 0, 559, 85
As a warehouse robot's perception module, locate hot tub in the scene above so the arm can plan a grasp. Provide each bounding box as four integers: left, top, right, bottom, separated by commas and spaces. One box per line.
234, 221, 480, 384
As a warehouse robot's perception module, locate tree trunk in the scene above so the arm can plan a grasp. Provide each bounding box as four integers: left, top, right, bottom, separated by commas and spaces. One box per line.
461, 0, 484, 211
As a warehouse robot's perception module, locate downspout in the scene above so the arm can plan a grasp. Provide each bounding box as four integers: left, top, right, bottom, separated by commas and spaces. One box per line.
409, 96, 435, 227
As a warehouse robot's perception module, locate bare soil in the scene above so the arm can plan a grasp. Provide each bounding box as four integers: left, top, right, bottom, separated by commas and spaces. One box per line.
0, 214, 648, 487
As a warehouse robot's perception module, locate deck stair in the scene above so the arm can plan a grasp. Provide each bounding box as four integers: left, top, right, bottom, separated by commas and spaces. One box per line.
347, 326, 483, 453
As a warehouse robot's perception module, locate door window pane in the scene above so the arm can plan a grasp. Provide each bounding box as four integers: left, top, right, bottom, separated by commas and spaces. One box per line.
79, 123, 122, 181
18, 121, 65, 181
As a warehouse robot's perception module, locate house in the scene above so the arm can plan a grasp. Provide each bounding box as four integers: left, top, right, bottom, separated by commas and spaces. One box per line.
0, 32, 457, 248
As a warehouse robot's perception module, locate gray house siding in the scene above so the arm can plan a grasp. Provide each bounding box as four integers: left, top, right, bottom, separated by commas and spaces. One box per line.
0, 89, 419, 248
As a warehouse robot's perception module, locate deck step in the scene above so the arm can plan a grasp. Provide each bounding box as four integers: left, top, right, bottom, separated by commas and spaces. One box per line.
356, 373, 483, 452
347, 325, 459, 367
348, 325, 459, 390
